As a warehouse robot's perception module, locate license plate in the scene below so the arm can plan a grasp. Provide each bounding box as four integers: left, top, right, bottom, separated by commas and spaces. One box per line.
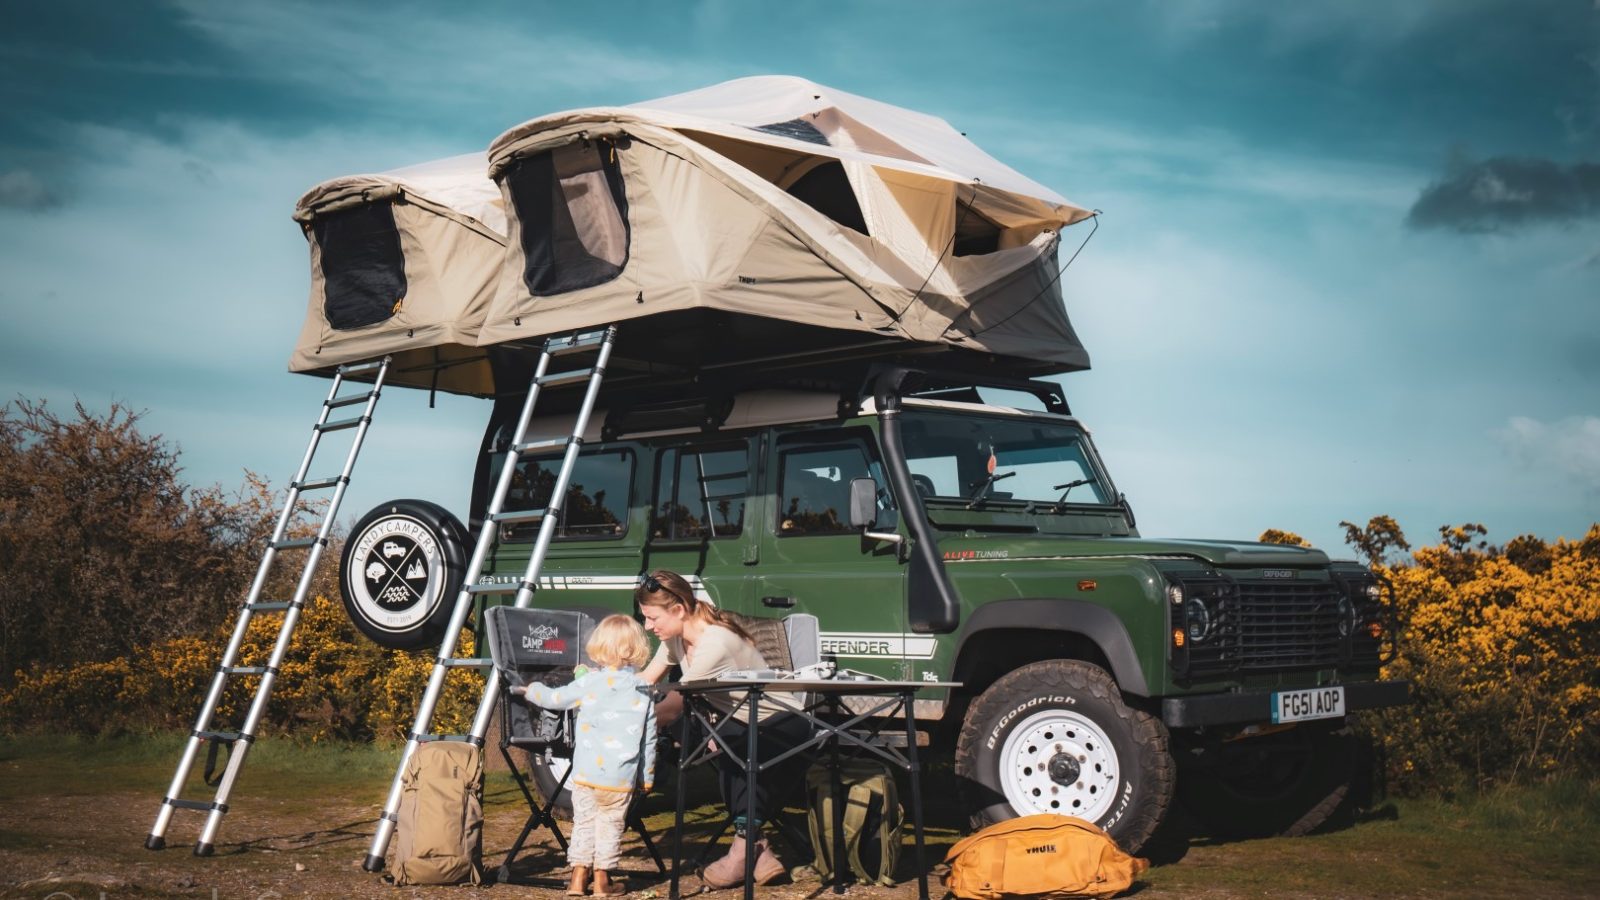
1271, 686, 1345, 723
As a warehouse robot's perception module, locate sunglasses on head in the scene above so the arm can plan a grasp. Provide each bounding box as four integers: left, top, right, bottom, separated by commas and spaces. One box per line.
643, 573, 690, 606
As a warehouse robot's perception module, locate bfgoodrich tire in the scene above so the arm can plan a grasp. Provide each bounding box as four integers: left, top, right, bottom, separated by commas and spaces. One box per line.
338, 499, 468, 650
1177, 725, 1357, 838
955, 660, 1175, 853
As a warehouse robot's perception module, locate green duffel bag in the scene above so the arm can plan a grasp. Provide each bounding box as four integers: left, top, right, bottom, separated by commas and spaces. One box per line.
805, 758, 903, 886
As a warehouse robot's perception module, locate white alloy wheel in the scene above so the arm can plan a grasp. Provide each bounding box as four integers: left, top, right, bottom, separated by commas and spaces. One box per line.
998, 709, 1121, 821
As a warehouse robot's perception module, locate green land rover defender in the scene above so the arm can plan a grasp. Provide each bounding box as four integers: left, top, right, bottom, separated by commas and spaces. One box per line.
339, 356, 1409, 853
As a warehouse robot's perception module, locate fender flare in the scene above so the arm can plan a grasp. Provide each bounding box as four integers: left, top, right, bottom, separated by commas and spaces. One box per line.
956, 598, 1151, 696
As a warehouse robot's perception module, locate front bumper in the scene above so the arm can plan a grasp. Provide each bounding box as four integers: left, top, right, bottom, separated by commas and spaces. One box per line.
1160, 679, 1410, 729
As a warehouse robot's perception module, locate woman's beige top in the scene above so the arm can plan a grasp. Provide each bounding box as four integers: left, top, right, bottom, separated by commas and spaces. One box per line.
652, 624, 798, 723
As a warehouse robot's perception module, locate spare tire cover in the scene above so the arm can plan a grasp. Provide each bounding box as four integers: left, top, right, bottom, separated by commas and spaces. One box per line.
339, 499, 468, 650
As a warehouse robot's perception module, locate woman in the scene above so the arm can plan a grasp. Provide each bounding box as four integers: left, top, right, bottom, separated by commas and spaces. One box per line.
637, 569, 810, 889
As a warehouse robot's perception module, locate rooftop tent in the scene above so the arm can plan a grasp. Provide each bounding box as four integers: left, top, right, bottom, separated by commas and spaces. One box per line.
288, 153, 507, 396
478, 75, 1095, 375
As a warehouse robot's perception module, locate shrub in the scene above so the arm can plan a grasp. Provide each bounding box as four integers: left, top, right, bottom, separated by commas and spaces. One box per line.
1341, 519, 1600, 794
0, 593, 483, 741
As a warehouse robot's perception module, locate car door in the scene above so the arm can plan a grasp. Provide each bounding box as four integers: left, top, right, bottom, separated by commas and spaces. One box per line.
756, 427, 914, 680
642, 437, 757, 615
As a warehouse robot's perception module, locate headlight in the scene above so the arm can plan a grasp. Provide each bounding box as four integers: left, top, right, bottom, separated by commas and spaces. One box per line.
1337, 596, 1356, 637
1184, 597, 1213, 643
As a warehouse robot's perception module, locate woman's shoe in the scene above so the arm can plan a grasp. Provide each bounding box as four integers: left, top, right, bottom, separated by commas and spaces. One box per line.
567, 864, 592, 896
752, 837, 786, 885
700, 835, 747, 889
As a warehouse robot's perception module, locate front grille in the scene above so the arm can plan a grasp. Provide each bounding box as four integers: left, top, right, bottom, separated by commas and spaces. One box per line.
1233, 581, 1343, 670
1173, 574, 1382, 678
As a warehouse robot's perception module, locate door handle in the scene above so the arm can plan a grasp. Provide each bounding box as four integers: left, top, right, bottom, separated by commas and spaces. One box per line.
761, 596, 796, 609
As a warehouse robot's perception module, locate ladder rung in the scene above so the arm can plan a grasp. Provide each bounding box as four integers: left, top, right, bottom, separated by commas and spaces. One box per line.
316, 416, 367, 433
415, 735, 478, 744
700, 472, 745, 483
547, 330, 610, 355
491, 508, 546, 525
338, 359, 387, 374
326, 391, 376, 409
513, 437, 570, 455
221, 666, 270, 676
536, 368, 596, 388
295, 475, 345, 491
467, 582, 528, 595
271, 537, 321, 551
166, 798, 220, 812
702, 492, 745, 503
247, 601, 293, 612
441, 658, 495, 668
196, 730, 243, 743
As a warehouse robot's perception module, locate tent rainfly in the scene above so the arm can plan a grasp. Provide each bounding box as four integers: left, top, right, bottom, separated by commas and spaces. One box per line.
478, 75, 1095, 370
289, 153, 506, 395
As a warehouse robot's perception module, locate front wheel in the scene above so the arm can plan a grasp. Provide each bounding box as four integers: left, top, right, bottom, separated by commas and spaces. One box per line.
954, 660, 1175, 853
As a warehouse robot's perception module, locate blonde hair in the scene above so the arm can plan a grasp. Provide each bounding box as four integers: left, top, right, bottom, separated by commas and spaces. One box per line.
634, 569, 753, 644
586, 614, 651, 669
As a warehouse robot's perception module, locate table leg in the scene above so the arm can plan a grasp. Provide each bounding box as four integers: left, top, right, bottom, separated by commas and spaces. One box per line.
744, 689, 760, 900
903, 691, 929, 900
831, 727, 846, 896
671, 707, 690, 900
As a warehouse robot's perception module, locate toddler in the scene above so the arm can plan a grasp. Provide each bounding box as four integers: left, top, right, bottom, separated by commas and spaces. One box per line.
519, 614, 656, 896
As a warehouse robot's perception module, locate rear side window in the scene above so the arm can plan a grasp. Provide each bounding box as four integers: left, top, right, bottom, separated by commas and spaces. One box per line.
502, 449, 633, 541
653, 444, 748, 540
312, 202, 407, 330
503, 140, 629, 296
777, 441, 874, 536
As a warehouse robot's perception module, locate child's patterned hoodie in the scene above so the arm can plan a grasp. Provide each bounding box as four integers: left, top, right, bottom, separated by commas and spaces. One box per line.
523, 666, 656, 792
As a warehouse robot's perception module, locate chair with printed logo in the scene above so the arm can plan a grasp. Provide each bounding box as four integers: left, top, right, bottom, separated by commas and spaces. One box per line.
485, 606, 665, 884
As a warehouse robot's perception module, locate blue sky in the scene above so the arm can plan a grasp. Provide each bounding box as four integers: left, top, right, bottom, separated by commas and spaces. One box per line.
1, 0, 1596, 556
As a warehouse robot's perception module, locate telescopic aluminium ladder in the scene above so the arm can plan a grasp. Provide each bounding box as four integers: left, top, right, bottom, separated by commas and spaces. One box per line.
146, 357, 391, 855
363, 326, 617, 871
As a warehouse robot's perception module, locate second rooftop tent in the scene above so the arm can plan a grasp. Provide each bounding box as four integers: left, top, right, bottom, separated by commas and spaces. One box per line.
476, 75, 1097, 375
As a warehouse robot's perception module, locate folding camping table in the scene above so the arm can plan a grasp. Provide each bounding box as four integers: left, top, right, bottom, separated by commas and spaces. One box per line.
663, 677, 960, 900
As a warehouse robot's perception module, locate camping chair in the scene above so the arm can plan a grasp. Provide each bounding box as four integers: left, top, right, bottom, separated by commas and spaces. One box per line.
690, 612, 821, 866
484, 606, 665, 884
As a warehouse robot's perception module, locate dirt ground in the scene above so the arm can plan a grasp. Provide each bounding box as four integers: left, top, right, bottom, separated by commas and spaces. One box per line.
4, 747, 1599, 900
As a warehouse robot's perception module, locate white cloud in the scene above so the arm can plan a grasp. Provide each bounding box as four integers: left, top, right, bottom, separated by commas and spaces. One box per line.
1498, 415, 1600, 486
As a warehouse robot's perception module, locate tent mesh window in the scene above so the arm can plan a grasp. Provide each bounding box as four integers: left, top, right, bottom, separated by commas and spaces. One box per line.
786, 160, 868, 235
505, 140, 630, 296
952, 199, 1003, 256
312, 202, 408, 330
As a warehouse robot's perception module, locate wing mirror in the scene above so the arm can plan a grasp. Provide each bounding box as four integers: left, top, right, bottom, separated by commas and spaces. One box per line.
849, 478, 904, 547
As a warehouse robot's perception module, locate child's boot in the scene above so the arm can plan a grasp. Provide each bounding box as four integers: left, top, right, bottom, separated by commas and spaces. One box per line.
567, 864, 591, 896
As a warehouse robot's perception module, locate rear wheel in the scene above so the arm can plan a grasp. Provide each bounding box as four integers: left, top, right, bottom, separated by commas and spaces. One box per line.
1177, 725, 1357, 838
954, 660, 1175, 853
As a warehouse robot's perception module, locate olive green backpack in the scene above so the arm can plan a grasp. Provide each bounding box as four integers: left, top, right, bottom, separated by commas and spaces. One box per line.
805, 758, 903, 886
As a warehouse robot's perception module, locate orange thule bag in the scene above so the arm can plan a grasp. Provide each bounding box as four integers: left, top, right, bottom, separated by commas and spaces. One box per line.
943, 814, 1148, 900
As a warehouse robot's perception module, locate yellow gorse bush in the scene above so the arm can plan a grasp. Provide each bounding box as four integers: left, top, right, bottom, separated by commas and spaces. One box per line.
1, 593, 482, 742
1347, 521, 1600, 794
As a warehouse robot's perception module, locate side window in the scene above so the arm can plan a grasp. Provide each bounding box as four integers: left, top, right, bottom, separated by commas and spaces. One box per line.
503, 449, 633, 541
502, 139, 629, 296
777, 439, 882, 536
652, 443, 748, 540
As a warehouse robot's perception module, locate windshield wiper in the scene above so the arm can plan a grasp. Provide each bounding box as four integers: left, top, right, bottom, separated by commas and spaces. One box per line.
967, 470, 1016, 509
1050, 478, 1094, 513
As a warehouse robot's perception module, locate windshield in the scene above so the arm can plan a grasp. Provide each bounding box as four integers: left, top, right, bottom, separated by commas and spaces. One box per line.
900, 410, 1112, 506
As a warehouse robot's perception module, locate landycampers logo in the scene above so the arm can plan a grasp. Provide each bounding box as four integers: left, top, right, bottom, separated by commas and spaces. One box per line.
347, 515, 442, 631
